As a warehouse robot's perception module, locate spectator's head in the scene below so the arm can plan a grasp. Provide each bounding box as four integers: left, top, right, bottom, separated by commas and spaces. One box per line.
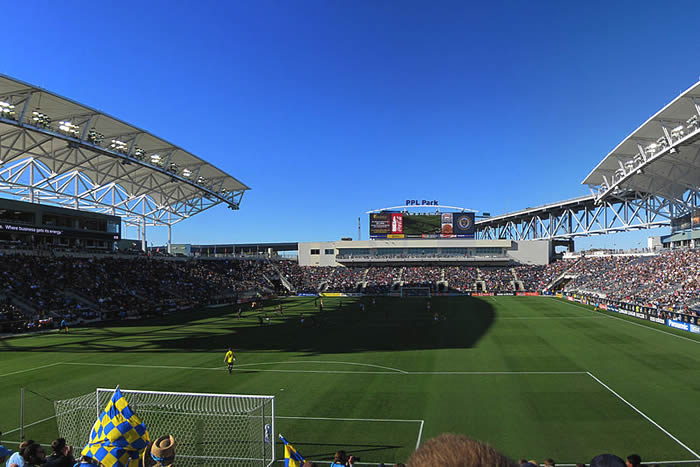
143, 435, 176, 467
302, 462, 317, 467
333, 450, 348, 463
0, 444, 13, 463
50, 438, 70, 457
407, 433, 516, 467
22, 442, 46, 465
543, 459, 555, 467
625, 454, 641, 467
590, 454, 626, 467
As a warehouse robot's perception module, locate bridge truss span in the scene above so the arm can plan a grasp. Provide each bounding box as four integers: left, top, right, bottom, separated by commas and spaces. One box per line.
476, 193, 674, 241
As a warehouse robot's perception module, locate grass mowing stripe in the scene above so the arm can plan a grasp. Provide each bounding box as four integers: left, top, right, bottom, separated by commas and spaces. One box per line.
558, 299, 700, 344
587, 371, 700, 459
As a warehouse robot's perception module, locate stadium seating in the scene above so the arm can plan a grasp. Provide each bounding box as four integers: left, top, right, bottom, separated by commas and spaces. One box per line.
3, 247, 699, 335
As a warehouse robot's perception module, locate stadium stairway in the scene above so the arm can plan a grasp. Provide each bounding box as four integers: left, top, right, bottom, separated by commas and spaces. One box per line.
5, 292, 39, 316
64, 288, 98, 309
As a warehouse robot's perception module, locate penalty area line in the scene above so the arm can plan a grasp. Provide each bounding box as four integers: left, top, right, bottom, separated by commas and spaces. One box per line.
587, 371, 700, 460
0, 362, 62, 378
60, 362, 586, 376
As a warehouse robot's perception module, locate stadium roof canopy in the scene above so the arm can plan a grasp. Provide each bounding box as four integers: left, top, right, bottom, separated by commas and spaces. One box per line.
583, 80, 700, 208
0, 74, 249, 228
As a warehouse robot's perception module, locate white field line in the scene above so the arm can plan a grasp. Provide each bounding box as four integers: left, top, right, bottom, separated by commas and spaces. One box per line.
498, 316, 603, 320
278, 415, 422, 423
409, 371, 587, 375
416, 419, 424, 450
62, 361, 585, 376
587, 371, 700, 459
3, 413, 57, 435
0, 362, 62, 378
559, 300, 700, 344
234, 360, 408, 374
64, 361, 399, 375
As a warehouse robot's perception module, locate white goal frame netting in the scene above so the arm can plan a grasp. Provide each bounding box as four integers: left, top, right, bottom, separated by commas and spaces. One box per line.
400, 287, 431, 297
54, 388, 275, 467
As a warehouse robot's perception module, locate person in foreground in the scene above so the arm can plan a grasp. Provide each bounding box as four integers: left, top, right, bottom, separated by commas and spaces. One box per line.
142, 435, 176, 467
406, 433, 516, 467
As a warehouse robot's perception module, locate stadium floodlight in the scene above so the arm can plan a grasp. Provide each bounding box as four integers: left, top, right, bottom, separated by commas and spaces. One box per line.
133, 147, 146, 160
58, 121, 80, 137
150, 154, 163, 166
0, 101, 16, 120
633, 154, 644, 165
670, 125, 684, 139
182, 168, 192, 178
87, 129, 105, 145
644, 143, 657, 155
168, 162, 178, 174
110, 139, 128, 154
688, 115, 699, 131
31, 110, 51, 128
615, 168, 625, 179
197, 176, 208, 185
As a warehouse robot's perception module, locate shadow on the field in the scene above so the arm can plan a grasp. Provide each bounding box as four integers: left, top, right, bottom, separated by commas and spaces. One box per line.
0, 297, 495, 354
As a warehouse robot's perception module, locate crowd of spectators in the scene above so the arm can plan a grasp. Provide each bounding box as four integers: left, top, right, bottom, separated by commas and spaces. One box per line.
3, 248, 700, 335
0, 433, 654, 467
561, 249, 700, 311
0, 255, 288, 334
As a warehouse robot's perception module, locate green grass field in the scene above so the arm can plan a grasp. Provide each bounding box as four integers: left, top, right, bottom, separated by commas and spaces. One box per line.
2, 296, 700, 466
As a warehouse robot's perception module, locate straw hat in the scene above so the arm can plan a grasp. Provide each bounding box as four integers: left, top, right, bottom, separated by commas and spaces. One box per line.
142, 435, 176, 467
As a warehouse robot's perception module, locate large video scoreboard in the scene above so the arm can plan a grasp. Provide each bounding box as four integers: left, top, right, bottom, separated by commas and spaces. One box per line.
370, 212, 475, 239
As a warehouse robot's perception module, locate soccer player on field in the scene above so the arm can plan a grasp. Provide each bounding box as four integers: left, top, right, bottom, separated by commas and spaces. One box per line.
224, 347, 236, 374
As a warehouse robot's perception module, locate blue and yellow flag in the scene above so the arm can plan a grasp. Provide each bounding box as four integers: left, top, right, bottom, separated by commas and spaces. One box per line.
279, 434, 304, 467
81, 388, 150, 467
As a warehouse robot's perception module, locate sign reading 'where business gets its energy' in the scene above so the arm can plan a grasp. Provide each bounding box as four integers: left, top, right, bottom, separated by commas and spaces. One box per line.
369, 212, 475, 239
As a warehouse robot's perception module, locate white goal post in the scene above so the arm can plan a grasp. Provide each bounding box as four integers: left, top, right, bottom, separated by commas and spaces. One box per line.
400, 287, 431, 297
54, 388, 275, 466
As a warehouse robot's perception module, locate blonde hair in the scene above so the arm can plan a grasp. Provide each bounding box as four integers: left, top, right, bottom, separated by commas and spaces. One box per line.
407, 433, 516, 467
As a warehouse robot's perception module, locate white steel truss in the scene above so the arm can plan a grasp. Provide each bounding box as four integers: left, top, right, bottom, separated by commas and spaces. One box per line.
475, 193, 682, 240
0, 74, 249, 234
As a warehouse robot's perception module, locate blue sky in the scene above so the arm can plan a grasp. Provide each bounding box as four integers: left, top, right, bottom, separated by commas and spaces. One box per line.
1, 1, 699, 249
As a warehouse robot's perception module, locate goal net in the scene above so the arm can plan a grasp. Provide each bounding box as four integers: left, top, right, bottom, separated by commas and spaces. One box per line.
54, 388, 275, 466
400, 287, 431, 297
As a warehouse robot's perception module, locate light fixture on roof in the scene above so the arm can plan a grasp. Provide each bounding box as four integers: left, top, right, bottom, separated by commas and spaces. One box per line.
133, 147, 146, 160
182, 168, 192, 178
688, 115, 699, 131
150, 154, 163, 166
31, 110, 51, 128
670, 125, 684, 139
58, 121, 80, 137
0, 101, 16, 120
168, 162, 178, 174
644, 143, 657, 155
110, 139, 128, 154
87, 129, 105, 145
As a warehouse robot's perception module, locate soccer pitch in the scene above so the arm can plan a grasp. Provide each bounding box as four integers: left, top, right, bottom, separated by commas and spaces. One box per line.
2, 296, 700, 465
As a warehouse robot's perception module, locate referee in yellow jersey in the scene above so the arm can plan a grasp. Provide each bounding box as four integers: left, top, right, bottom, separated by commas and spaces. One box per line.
224, 347, 236, 374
